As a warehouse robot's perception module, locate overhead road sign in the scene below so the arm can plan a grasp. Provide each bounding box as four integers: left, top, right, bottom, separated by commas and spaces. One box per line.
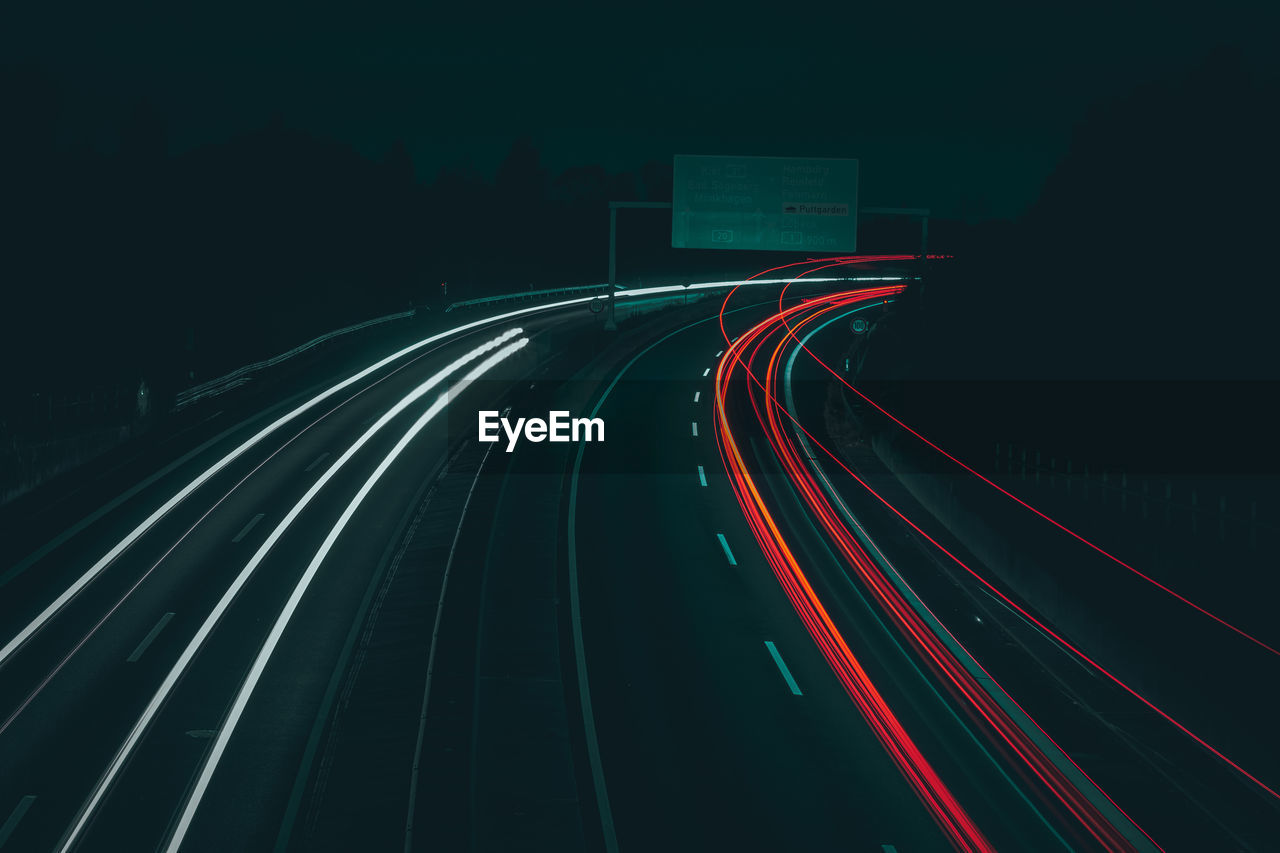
672, 155, 859, 253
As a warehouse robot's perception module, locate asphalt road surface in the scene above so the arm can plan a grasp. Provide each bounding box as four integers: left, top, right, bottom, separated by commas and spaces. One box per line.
4, 276, 1278, 852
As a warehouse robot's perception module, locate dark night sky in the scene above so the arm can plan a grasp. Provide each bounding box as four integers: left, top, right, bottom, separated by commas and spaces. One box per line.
3, 1, 1276, 220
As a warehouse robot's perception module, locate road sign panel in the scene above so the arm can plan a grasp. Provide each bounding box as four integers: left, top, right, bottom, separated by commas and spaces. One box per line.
672, 155, 858, 252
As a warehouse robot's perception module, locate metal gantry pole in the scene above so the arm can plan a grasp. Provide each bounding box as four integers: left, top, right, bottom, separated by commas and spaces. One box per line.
606, 206, 617, 330
605, 201, 672, 332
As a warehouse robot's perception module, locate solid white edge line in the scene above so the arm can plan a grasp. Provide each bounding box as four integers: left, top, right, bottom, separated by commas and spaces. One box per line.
54, 330, 525, 853
403, 434, 501, 853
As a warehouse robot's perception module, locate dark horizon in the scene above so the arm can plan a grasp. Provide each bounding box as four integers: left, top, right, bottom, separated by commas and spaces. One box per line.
4, 0, 1277, 221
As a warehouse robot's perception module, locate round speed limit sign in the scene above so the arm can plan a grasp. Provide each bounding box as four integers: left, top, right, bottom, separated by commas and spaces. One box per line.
850, 317, 869, 334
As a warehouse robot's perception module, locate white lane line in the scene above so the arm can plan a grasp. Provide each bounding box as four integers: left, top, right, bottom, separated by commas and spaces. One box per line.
697, 466, 708, 487
715, 350, 723, 357
56, 330, 527, 853
0, 285, 613, 667
404, 436, 501, 852
275, 441, 472, 853
125, 613, 175, 663
161, 338, 529, 853
0, 796, 36, 849
715, 533, 737, 566
693, 391, 700, 403
304, 452, 329, 473
764, 641, 803, 695
691, 422, 699, 437
231, 513, 265, 544
4, 277, 863, 658
702, 367, 710, 377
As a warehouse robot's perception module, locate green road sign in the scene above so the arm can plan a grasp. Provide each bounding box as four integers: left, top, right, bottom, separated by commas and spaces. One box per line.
672, 155, 858, 252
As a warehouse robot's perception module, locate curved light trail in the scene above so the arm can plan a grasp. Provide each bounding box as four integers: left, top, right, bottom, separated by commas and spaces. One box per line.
55, 329, 528, 853
712, 289, 996, 853
716, 259, 1280, 809
708, 270, 1215, 850
772, 270, 1280, 660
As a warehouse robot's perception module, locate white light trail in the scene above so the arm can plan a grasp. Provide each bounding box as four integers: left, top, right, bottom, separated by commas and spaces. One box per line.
55, 330, 526, 853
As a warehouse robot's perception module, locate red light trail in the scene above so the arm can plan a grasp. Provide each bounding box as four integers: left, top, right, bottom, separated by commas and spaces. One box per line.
707, 257, 1280, 849
710, 254, 1280, 848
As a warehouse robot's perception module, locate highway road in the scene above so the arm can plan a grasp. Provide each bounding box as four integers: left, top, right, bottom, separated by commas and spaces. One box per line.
0, 301, 590, 851
569, 291, 1086, 852
566, 273, 1279, 851
3, 265, 1279, 852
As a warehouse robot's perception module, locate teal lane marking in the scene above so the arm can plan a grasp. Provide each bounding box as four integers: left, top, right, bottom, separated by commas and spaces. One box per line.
691, 421, 698, 437
715, 533, 737, 566
881, 845, 899, 853
0, 796, 36, 849
304, 452, 329, 472
697, 465, 708, 487
702, 367, 711, 377
566, 295, 814, 853
694, 391, 700, 403
764, 641, 803, 695
231, 513, 265, 544
126, 612, 175, 663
